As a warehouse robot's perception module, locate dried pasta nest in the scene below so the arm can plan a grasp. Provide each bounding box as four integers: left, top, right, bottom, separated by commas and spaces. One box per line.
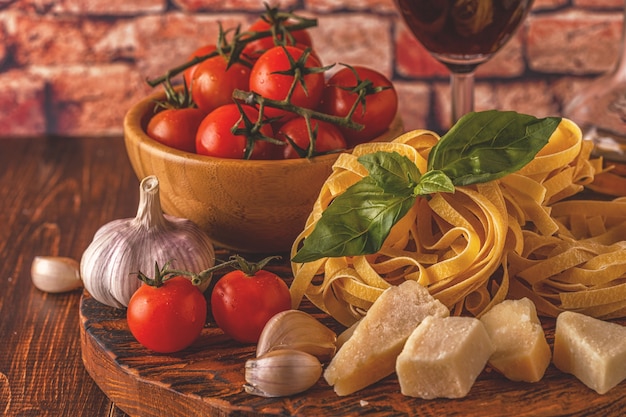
290, 120, 626, 326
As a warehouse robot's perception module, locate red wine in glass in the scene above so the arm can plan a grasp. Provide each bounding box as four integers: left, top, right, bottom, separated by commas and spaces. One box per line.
396, 0, 534, 123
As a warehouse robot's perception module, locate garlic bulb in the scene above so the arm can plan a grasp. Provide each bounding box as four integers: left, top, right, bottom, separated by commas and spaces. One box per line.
31, 256, 83, 293
80, 175, 215, 308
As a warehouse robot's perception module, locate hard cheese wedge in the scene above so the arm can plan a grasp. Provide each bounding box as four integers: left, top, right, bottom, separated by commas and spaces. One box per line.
553, 311, 626, 394
479, 297, 551, 382
396, 316, 494, 399
323, 280, 449, 396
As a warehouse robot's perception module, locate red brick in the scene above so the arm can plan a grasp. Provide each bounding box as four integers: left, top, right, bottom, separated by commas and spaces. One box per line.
574, 0, 624, 8
0, 21, 8, 67
527, 10, 622, 75
306, 0, 396, 13
477, 30, 525, 78
47, 0, 165, 16
314, 13, 394, 78
487, 80, 560, 117
0, 0, 621, 140
0, 69, 47, 136
131, 13, 249, 81
30, 64, 152, 136
552, 76, 591, 113
394, 81, 431, 132
172, 0, 298, 13
533, 0, 568, 10
7, 11, 114, 65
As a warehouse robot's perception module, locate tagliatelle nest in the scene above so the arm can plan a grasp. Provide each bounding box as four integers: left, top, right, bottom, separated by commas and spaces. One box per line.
289, 119, 626, 326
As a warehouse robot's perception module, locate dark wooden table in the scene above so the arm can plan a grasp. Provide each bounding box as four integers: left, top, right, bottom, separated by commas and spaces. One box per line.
3, 136, 626, 417
0, 136, 136, 417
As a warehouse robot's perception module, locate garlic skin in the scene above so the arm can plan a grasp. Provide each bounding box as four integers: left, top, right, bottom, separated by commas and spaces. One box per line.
31, 256, 83, 293
80, 175, 215, 309
244, 349, 322, 397
256, 310, 337, 362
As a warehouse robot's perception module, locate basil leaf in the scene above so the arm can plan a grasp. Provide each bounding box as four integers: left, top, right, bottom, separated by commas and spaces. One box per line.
428, 110, 561, 186
414, 170, 455, 195
291, 110, 563, 263
358, 151, 420, 193
291, 176, 416, 263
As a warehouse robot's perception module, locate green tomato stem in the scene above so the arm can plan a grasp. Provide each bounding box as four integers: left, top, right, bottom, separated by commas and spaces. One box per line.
146, 18, 318, 88
232, 89, 364, 132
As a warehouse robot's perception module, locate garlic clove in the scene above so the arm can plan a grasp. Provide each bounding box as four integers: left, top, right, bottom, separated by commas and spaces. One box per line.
31, 256, 83, 293
256, 309, 337, 362
244, 349, 322, 397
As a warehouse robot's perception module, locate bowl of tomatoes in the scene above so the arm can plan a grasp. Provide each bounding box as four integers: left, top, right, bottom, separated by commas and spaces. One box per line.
123, 8, 403, 254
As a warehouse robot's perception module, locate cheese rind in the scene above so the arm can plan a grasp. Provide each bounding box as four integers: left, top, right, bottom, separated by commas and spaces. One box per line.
396, 316, 494, 399
553, 311, 626, 394
479, 297, 551, 382
323, 280, 449, 396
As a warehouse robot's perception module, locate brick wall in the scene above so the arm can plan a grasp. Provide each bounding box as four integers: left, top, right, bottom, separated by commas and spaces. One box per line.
0, 0, 623, 137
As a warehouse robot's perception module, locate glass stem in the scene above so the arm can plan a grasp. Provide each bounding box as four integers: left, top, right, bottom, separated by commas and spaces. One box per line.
450, 71, 475, 123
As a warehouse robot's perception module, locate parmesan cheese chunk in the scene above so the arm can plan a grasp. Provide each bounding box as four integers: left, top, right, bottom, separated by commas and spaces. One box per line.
323, 280, 449, 396
396, 316, 494, 399
553, 311, 626, 394
479, 297, 551, 382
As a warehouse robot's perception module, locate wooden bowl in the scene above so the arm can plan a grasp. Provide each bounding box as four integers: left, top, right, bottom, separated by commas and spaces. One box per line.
123, 90, 403, 253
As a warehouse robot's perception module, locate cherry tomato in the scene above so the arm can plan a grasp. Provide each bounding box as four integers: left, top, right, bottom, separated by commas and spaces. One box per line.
146, 107, 205, 153
195, 103, 275, 159
319, 66, 398, 147
191, 54, 250, 114
249, 45, 325, 121
276, 117, 347, 159
242, 18, 313, 62
211, 263, 291, 344
183, 44, 217, 87
127, 276, 207, 353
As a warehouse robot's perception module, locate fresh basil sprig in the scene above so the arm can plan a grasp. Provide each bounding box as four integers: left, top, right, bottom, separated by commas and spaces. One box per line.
291, 110, 561, 264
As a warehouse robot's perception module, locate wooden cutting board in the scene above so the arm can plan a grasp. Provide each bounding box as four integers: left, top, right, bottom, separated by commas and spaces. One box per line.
80, 289, 626, 417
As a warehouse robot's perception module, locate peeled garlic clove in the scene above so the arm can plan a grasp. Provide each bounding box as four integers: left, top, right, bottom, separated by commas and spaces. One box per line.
31, 256, 83, 293
244, 349, 322, 397
256, 309, 337, 362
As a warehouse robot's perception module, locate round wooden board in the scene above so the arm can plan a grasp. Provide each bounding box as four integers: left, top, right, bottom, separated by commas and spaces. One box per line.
80, 290, 626, 417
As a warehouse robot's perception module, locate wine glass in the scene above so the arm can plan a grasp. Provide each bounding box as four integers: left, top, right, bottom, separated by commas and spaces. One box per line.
563, 0, 626, 165
396, 0, 535, 124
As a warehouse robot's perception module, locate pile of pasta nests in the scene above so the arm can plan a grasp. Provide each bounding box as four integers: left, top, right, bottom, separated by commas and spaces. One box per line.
290, 119, 626, 326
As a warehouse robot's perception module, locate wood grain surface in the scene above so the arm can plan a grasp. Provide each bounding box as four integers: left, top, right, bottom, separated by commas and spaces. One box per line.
0, 136, 138, 417
4, 136, 626, 417
80, 255, 626, 417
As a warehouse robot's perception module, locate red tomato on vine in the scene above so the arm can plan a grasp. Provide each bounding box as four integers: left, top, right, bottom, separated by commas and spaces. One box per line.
127, 270, 207, 354
195, 103, 276, 159
276, 117, 347, 159
183, 44, 217, 87
146, 107, 205, 153
210, 255, 291, 344
191, 54, 251, 114
249, 45, 325, 121
319, 66, 398, 147
146, 81, 205, 153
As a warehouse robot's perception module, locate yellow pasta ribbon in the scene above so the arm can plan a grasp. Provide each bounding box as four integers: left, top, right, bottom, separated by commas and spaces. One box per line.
290, 119, 626, 325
